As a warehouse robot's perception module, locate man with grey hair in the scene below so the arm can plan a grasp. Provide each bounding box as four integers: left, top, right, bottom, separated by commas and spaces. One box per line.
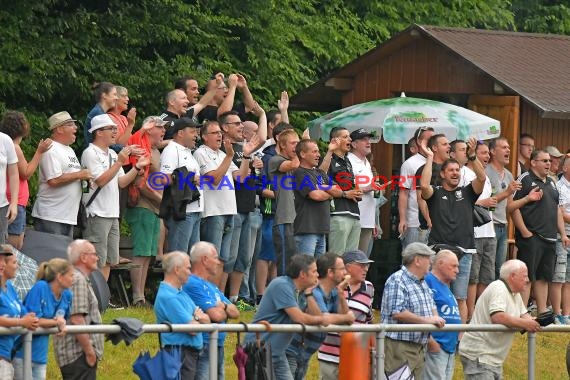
54, 239, 103, 380
154, 251, 210, 380
183, 241, 239, 380
423, 250, 461, 380
459, 260, 540, 379
381, 242, 445, 379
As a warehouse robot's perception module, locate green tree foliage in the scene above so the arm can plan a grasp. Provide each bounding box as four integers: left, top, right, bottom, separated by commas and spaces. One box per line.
0, 0, 568, 155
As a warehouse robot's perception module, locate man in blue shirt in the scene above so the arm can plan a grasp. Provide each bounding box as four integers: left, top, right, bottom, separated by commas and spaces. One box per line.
424, 250, 461, 380
183, 241, 239, 380
244, 254, 333, 380
154, 251, 210, 380
285, 252, 355, 379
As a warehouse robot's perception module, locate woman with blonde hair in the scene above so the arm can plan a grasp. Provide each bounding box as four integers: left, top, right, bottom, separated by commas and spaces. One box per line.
107, 85, 137, 145
13, 258, 72, 380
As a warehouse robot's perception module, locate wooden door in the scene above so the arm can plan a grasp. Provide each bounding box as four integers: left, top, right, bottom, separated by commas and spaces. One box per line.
468, 95, 520, 252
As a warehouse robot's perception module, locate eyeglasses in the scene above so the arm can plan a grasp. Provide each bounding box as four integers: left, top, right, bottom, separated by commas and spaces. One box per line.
225, 121, 243, 127
82, 251, 97, 256
501, 182, 507, 189
414, 126, 434, 139
533, 159, 552, 163
206, 130, 222, 135
100, 127, 118, 132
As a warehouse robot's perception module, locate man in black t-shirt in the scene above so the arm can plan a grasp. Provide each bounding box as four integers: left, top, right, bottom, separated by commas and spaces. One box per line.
293, 139, 342, 256
420, 137, 485, 323
508, 149, 570, 319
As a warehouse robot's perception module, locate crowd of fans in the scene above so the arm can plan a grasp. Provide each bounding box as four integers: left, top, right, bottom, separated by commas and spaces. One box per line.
0, 72, 566, 379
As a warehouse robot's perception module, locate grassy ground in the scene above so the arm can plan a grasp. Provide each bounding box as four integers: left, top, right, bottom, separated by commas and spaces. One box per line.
45, 307, 569, 379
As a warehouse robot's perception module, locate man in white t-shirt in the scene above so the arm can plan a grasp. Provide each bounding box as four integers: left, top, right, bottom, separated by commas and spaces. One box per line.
0, 130, 18, 243
193, 120, 256, 291
81, 114, 149, 280
398, 126, 434, 248
459, 260, 540, 379
160, 117, 203, 253
347, 129, 376, 255
32, 111, 91, 238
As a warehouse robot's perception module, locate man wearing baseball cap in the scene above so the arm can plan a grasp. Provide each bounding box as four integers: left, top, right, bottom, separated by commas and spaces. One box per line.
318, 249, 375, 378
159, 117, 203, 254
381, 242, 444, 379
32, 111, 92, 238
348, 129, 377, 255
81, 114, 150, 281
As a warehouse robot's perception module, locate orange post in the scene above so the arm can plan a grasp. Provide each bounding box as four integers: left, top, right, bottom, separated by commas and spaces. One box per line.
338, 332, 374, 379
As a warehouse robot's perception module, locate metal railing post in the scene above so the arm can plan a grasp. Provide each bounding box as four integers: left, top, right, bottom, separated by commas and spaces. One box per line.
528, 332, 536, 380
209, 329, 218, 380
23, 330, 32, 380
377, 330, 386, 380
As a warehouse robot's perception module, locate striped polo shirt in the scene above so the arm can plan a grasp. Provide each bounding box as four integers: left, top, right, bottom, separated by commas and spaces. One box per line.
318, 280, 374, 364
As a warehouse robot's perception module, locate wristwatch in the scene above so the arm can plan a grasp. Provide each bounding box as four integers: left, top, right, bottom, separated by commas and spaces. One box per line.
304, 292, 314, 297
468, 155, 477, 161
193, 313, 200, 322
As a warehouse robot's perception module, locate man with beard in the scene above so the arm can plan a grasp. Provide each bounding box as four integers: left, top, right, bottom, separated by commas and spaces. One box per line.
415, 133, 451, 234
420, 137, 485, 323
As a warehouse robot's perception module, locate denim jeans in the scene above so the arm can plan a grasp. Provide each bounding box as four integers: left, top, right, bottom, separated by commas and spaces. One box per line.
166, 212, 201, 253
423, 349, 456, 380
273, 354, 294, 380
401, 226, 430, 249
295, 234, 326, 257
494, 223, 508, 280
201, 215, 234, 272
240, 209, 262, 300
230, 212, 252, 273
195, 345, 224, 380
13, 358, 47, 380
451, 253, 473, 300
285, 352, 310, 380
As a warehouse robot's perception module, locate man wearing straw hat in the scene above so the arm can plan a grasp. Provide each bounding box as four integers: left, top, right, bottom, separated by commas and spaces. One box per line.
32, 111, 92, 238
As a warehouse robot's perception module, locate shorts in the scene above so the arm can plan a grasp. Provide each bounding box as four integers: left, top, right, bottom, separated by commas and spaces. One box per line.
8, 205, 26, 235
516, 235, 556, 282
83, 216, 120, 267
553, 240, 569, 283
125, 207, 159, 257
470, 237, 497, 285
258, 216, 276, 262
